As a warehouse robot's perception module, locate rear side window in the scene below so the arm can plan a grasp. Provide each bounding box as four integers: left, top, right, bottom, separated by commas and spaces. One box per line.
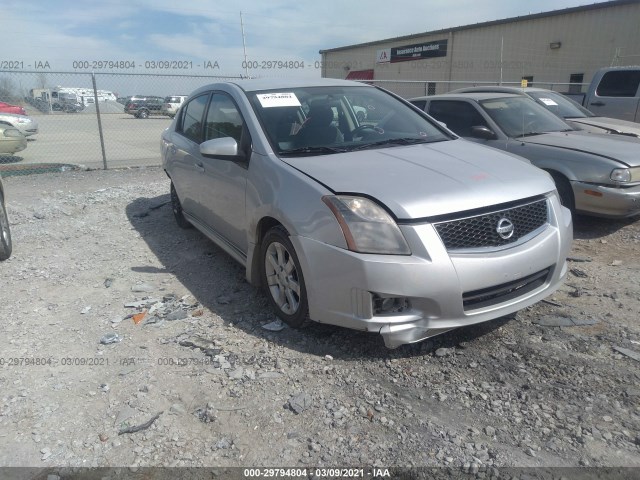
178, 94, 209, 143
596, 71, 640, 97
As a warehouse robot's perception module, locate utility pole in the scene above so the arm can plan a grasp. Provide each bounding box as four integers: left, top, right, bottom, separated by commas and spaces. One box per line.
240, 11, 249, 77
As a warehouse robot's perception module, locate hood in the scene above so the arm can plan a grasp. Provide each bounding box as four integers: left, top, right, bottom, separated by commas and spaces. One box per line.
282, 139, 555, 219
569, 117, 640, 137
520, 131, 640, 167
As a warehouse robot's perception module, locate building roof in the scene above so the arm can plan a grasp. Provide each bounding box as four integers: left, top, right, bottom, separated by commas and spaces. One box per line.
319, 0, 640, 53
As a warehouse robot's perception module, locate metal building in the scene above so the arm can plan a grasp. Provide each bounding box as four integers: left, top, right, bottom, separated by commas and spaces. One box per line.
319, 0, 640, 98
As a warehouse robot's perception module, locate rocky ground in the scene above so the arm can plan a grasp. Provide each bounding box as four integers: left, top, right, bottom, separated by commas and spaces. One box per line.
0, 167, 639, 478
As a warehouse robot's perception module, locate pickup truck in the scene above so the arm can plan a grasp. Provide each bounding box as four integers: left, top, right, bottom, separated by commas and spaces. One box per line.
565, 67, 640, 122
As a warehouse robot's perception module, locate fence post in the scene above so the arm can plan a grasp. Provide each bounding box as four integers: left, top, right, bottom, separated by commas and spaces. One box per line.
91, 72, 108, 170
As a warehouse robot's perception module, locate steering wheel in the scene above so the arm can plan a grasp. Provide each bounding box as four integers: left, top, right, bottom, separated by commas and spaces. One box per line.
351, 124, 383, 137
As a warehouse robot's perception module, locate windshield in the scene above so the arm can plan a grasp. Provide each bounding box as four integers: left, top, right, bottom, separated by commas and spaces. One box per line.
248, 85, 451, 155
479, 96, 573, 137
527, 91, 594, 119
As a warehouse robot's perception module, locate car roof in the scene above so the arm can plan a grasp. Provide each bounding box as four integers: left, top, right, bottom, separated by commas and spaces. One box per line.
450, 86, 554, 94
191, 78, 373, 96
409, 92, 524, 101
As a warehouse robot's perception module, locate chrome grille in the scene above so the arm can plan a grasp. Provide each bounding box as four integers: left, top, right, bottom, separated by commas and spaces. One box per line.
434, 198, 548, 250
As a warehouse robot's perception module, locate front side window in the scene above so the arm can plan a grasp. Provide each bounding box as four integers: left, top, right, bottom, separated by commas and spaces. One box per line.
178, 93, 209, 143
204, 93, 244, 143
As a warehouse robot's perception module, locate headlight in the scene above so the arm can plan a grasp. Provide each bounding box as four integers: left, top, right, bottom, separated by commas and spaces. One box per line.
611, 167, 640, 183
15, 118, 29, 124
322, 195, 411, 255
3, 128, 23, 138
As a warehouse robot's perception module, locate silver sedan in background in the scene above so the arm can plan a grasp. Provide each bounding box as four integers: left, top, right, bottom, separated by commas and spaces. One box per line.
450, 86, 640, 137
410, 93, 640, 218
0, 112, 39, 137
162, 79, 572, 348
0, 174, 12, 260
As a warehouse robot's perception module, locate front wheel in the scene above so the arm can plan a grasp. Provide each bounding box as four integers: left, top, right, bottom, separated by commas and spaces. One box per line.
170, 183, 192, 229
0, 195, 13, 261
549, 172, 575, 213
261, 226, 308, 328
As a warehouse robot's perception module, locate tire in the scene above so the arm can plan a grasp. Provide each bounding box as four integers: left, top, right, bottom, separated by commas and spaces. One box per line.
138, 109, 149, 119
170, 183, 192, 229
549, 172, 575, 213
261, 226, 308, 328
0, 194, 12, 261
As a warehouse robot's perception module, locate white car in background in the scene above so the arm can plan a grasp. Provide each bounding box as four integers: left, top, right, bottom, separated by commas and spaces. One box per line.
0, 112, 39, 137
161, 95, 187, 118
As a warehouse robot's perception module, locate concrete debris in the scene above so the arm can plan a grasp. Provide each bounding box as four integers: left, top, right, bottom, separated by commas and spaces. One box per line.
262, 319, 286, 331
131, 283, 155, 293
99, 333, 122, 345
570, 268, 589, 278
613, 346, 640, 362
288, 392, 312, 414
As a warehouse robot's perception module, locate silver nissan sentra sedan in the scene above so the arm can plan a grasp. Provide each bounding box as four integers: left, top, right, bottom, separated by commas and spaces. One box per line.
161, 78, 572, 348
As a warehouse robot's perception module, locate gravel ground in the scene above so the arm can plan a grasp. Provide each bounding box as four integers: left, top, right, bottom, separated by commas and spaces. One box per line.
0, 167, 639, 477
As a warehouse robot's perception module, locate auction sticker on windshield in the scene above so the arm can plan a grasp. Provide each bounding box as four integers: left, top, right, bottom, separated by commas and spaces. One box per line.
257, 92, 301, 108
539, 98, 559, 106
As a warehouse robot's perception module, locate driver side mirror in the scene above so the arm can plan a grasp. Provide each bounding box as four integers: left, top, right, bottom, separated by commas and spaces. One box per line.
200, 137, 245, 161
470, 126, 497, 140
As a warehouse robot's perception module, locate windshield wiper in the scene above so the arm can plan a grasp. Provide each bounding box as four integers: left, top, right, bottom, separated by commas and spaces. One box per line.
349, 137, 430, 151
279, 146, 348, 156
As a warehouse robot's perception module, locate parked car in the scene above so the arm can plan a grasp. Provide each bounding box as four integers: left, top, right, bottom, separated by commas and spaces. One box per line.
125, 96, 164, 118
410, 92, 640, 218
565, 66, 640, 122
0, 173, 12, 260
449, 86, 640, 137
0, 125, 27, 155
162, 78, 572, 348
161, 95, 187, 118
0, 113, 39, 137
0, 101, 26, 116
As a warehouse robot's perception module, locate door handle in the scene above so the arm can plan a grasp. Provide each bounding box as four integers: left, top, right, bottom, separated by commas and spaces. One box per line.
590, 101, 605, 107
195, 162, 205, 173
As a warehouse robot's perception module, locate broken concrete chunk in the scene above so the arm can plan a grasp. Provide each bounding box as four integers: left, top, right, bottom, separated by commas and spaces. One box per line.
262, 319, 285, 332
613, 346, 640, 362
131, 283, 155, 293
100, 333, 122, 345
288, 392, 312, 414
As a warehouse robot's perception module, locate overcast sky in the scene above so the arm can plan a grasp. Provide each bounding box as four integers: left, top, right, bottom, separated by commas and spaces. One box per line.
2, 0, 611, 75
0, 0, 614, 97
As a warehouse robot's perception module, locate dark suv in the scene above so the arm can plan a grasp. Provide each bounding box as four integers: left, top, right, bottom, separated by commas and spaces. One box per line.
125, 96, 165, 118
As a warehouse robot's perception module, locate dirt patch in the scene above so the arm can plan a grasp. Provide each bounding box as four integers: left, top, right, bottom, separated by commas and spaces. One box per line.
0, 167, 639, 472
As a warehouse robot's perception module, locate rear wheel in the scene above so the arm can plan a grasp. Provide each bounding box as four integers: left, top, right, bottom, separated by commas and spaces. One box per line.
0, 194, 12, 261
138, 109, 149, 119
261, 226, 308, 328
170, 183, 192, 229
549, 172, 575, 212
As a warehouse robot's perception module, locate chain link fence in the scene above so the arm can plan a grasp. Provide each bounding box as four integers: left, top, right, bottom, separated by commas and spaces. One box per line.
0, 70, 591, 174
0, 71, 241, 173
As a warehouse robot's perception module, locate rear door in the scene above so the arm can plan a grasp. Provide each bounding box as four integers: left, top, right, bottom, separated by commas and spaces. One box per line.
165, 92, 211, 222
